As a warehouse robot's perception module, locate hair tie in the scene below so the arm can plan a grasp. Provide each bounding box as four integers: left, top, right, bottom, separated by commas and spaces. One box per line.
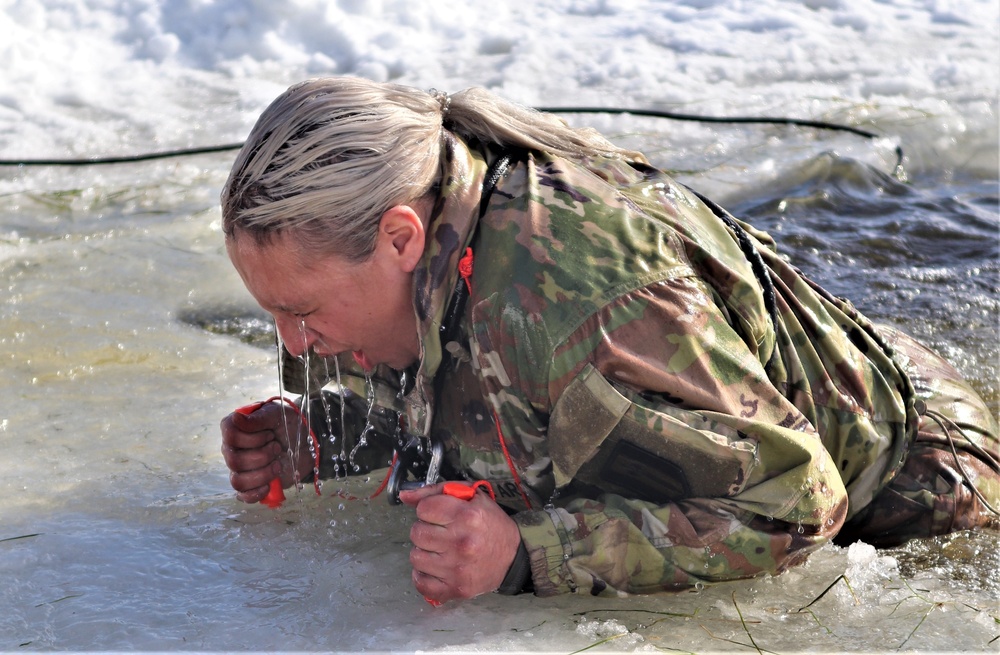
429, 88, 451, 119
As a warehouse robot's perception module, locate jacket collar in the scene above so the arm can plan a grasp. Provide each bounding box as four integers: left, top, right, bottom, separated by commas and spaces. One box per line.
406, 133, 488, 436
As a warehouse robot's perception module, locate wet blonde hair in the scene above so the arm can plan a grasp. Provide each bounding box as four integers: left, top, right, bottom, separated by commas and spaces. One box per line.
221, 76, 642, 262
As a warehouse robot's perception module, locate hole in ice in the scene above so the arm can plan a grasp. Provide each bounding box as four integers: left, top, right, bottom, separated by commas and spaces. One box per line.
176, 303, 274, 348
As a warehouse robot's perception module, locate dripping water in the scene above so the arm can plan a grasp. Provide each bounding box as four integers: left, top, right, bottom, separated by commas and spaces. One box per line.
267, 321, 393, 487
273, 318, 299, 489
347, 372, 377, 473
335, 356, 347, 473
297, 320, 320, 488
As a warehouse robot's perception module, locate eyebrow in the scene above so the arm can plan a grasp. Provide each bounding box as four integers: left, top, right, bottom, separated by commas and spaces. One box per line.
262, 298, 311, 315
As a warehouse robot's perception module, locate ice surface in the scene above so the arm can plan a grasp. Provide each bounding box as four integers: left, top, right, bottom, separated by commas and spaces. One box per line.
0, 0, 997, 651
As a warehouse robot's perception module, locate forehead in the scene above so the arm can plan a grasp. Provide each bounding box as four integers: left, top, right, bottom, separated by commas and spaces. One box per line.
227, 229, 375, 319
227, 226, 308, 261
226, 231, 320, 312
227, 230, 302, 276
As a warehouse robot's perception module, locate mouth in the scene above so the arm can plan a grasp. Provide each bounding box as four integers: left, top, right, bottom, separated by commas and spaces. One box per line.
352, 350, 374, 371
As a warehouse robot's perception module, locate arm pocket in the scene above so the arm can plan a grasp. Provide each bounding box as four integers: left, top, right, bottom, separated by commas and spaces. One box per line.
548, 364, 758, 503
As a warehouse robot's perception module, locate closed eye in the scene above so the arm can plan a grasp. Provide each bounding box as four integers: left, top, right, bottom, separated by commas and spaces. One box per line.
273, 305, 314, 319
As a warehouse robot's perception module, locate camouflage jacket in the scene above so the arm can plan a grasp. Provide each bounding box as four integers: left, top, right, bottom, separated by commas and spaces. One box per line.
292, 133, 917, 597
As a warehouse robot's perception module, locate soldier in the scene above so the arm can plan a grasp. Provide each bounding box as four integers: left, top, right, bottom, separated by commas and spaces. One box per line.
219, 77, 999, 604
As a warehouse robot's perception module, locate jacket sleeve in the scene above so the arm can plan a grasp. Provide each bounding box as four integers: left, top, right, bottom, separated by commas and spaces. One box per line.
512, 275, 849, 596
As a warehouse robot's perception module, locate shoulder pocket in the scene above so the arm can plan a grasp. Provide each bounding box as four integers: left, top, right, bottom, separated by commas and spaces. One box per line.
548, 364, 758, 503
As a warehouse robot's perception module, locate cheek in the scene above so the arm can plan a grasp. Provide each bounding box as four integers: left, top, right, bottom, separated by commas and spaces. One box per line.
308, 313, 350, 342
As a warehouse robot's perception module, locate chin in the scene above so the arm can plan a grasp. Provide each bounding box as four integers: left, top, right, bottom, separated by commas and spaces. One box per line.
387, 356, 419, 371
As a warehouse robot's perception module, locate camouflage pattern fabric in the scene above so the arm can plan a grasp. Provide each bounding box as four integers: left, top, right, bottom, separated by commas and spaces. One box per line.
834, 325, 999, 546
285, 133, 998, 596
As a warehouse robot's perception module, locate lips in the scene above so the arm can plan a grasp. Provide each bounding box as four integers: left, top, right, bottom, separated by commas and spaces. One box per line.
352, 350, 374, 371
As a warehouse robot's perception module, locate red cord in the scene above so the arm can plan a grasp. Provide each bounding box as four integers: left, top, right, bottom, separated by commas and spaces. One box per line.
458, 247, 474, 293
368, 452, 397, 499
493, 410, 533, 510
335, 452, 397, 501
442, 480, 496, 501
261, 478, 286, 508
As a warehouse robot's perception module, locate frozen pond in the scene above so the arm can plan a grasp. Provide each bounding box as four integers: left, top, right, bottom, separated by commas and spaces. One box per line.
1, 0, 997, 651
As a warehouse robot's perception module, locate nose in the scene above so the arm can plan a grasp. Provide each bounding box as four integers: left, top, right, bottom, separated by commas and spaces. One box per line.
273, 315, 316, 358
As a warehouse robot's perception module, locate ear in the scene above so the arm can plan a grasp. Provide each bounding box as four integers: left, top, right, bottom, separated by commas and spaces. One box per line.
376, 204, 426, 273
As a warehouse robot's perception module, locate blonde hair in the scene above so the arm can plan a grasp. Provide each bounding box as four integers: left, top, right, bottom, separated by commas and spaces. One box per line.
221, 76, 642, 262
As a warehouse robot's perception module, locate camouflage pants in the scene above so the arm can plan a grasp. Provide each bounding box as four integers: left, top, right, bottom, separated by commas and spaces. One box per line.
835, 326, 1000, 547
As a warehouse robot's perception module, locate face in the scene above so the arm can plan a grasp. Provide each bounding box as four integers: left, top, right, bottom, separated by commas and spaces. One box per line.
227, 230, 422, 372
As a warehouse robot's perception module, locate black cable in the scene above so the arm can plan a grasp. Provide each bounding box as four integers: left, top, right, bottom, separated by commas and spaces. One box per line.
0, 142, 246, 166
0, 106, 903, 174
538, 106, 883, 139
536, 106, 905, 177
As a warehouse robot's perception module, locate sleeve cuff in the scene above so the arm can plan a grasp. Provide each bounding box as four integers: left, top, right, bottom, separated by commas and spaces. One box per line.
495, 539, 533, 595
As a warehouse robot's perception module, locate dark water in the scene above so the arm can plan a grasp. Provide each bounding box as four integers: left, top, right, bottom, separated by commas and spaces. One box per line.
731, 154, 999, 411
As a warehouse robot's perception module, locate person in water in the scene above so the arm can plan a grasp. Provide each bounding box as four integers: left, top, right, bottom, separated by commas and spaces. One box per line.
219, 77, 999, 603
